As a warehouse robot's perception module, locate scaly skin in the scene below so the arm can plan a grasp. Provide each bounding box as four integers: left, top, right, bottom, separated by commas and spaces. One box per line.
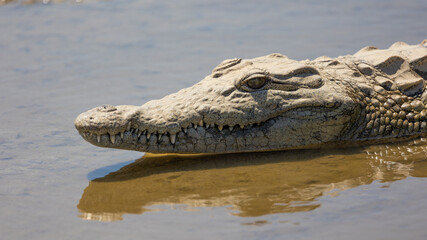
75, 40, 427, 153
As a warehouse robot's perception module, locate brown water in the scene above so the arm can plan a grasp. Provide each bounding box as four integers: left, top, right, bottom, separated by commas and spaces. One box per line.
1, 0, 427, 239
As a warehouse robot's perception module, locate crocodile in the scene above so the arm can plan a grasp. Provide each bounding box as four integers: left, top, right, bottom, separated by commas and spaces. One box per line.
75, 40, 427, 153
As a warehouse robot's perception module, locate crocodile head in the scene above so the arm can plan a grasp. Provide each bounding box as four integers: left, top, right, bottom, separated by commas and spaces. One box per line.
75, 54, 358, 153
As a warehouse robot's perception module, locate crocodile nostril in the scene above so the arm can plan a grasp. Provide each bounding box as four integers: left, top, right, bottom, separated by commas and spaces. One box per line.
97, 104, 117, 112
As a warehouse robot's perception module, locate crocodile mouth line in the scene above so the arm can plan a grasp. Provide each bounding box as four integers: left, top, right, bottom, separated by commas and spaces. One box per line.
78, 106, 334, 147
79, 119, 265, 146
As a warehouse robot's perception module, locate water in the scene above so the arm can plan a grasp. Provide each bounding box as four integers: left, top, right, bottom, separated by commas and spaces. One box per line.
0, 0, 426, 239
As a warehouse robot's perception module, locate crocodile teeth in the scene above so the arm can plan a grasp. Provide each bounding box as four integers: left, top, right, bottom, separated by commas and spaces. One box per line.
170, 134, 176, 144
94, 120, 268, 146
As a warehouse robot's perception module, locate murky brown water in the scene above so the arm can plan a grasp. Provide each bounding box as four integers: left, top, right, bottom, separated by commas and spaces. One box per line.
1, 0, 427, 239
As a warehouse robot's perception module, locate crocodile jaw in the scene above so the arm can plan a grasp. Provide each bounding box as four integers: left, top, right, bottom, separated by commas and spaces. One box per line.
76, 108, 353, 154
75, 82, 355, 153
75, 53, 360, 153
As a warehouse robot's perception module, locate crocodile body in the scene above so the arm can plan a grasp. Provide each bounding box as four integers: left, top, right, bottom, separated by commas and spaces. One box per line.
75, 40, 427, 153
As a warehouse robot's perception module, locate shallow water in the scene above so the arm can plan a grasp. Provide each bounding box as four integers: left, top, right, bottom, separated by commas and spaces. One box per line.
78, 140, 427, 220
1, 0, 427, 239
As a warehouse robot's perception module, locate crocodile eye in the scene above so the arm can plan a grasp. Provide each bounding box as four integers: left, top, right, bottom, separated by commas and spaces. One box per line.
246, 77, 267, 89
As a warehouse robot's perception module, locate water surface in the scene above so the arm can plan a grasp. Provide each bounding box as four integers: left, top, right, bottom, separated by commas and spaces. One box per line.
1, 0, 426, 239
78, 140, 427, 221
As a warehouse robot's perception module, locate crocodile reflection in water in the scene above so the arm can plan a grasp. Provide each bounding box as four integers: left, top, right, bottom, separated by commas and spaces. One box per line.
77, 139, 427, 222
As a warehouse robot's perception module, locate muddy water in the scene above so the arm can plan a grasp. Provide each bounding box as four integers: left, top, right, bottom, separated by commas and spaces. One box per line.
1, 0, 427, 240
